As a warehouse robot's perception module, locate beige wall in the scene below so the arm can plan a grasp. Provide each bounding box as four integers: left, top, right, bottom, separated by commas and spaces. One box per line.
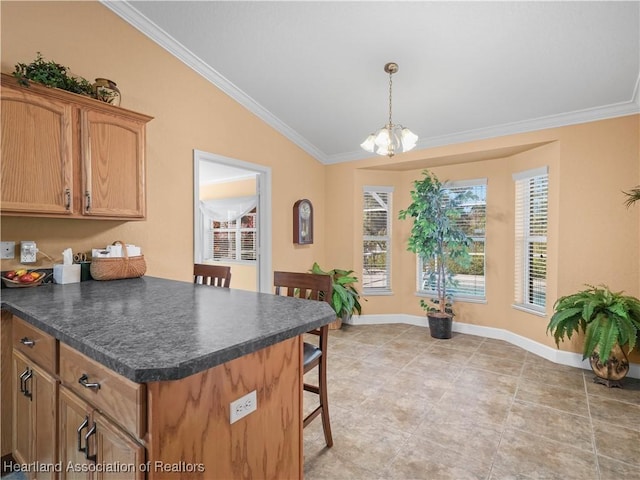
199, 177, 257, 291
1, 1, 327, 283
2, 2, 639, 361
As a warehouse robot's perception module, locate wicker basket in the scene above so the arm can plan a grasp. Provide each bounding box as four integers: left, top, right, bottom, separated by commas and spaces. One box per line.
90, 241, 146, 281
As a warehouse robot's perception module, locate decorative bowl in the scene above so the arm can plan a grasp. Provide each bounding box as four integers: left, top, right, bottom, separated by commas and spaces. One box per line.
2, 272, 48, 288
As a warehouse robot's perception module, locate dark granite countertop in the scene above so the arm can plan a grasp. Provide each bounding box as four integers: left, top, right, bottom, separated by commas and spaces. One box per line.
0, 276, 336, 383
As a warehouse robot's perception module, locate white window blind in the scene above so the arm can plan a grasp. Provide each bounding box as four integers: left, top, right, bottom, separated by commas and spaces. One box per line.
363, 186, 393, 293
514, 167, 548, 311
418, 179, 487, 299
209, 209, 257, 262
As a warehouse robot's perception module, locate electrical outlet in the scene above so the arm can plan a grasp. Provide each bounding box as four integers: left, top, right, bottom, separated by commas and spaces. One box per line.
230, 390, 257, 424
0, 241, 15, 259
20, 241, 37, 264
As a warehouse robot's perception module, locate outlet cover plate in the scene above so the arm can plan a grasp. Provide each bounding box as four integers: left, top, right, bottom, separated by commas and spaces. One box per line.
230, 390, 257, 424
1, 241, 15, 260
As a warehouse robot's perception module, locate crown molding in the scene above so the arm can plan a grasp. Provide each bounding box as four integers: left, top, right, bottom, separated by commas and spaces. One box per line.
101, 0, 328, 163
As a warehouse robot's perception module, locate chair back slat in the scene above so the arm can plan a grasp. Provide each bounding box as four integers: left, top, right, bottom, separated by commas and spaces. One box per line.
194, 264, 231, 288
273, 271, 332, 303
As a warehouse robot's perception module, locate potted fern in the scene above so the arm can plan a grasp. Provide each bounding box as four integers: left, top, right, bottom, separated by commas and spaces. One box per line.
546, 284, 640, 387
310, 262, 363, 329
398, 170, 475, 339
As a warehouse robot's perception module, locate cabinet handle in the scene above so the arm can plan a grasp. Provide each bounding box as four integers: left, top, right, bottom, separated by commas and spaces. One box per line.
77, 416, 89, 455
78, 373, 100, 390
85, 423, 97, 462
85, 191, 91, 211
20, 337, 36, 347
65, 188, 71, 210
19, 367, 29, 395
23, 370, 33, 400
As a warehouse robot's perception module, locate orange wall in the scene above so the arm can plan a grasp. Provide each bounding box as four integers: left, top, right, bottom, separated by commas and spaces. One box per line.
326, 115, 640, 359
0, 1, 327, 283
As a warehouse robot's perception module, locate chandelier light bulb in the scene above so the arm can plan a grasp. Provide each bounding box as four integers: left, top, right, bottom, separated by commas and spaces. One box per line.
361, 62, 418, 158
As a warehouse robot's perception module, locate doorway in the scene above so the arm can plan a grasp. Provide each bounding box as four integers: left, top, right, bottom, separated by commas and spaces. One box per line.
193, 150, 272, 293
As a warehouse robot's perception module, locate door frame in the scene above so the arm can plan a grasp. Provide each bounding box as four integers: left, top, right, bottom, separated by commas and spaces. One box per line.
193, 149, 272, 293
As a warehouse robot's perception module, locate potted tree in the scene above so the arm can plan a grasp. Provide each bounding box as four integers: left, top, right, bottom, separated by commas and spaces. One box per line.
398, 170, 475, 339
310, 262, 363, 329
546, 284, 640, 387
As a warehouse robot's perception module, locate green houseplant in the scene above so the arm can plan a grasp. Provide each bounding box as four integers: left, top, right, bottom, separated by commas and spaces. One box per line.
546, 284, 640, 387
13, 52, 95, 97
398, 170, 475, 339
310, 262, 363, 329
623, 185, 640, 208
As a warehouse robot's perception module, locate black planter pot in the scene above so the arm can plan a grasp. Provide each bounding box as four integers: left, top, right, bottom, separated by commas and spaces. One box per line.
427, 314, 453, 339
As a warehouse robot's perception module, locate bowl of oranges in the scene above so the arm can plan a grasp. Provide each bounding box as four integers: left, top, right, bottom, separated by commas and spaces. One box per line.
2, 269, 48, 288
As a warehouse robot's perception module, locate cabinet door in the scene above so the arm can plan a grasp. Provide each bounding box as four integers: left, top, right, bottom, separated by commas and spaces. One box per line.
91, 411, 145, 480
81, 109, 146, 218
32, 362, 58, 480
59, 386, 92, 480
12, 351, 57, 480
1, 85, 74, 214
12, 353, 31, 465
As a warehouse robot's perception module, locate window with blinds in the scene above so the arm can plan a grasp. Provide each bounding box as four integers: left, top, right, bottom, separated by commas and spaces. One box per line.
513, 167, 548, 312
418, 179, 487, 299
209, 208, 257, 262
363, 186, 393, 293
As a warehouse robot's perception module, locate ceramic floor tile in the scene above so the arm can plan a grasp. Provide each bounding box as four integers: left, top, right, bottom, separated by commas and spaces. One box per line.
505, 399, 594, 452
454, 367, 520, 396
382, 434, 491, 480
468, 351, 525, 376
588, 395, 640, 430
520, 361, 588, 391
592, 419, 640, 465
493, 428, 599, 479
478, 341, 529, 362
515, 378, 590, 417
597, 455, 640, 480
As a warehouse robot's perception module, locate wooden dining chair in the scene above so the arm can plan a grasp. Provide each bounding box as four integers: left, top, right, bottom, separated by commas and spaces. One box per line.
193, 264, 232, 288
273, 271, 334, 448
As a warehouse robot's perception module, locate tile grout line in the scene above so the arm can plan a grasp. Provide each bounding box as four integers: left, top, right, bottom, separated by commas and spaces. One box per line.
584, 371, 602, 479
485, 348, 530, 479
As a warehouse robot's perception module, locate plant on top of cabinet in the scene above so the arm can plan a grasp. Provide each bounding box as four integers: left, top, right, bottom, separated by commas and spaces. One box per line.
13, 52, 95, 97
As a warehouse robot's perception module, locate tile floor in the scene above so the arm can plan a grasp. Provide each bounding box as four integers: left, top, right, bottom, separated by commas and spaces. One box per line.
302, 323, 640, 480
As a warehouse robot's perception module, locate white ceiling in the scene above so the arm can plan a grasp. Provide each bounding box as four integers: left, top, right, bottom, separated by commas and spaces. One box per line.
105, 1, 640, 165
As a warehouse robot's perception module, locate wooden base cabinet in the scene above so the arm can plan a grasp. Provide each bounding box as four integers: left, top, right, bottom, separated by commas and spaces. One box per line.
12, 350, 58, 480
59, 386, 145, 480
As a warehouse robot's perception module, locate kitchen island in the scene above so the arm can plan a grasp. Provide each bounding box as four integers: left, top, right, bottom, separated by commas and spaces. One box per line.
1, 276, 336, 479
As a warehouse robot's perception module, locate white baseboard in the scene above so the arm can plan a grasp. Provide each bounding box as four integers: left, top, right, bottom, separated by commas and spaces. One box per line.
346, 314, 640, 380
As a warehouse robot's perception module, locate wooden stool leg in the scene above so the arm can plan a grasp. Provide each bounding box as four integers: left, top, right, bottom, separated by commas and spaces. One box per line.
318, 354, 333, 447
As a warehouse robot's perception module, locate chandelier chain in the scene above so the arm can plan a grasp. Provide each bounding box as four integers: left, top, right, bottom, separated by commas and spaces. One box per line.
388, 69, 393, 127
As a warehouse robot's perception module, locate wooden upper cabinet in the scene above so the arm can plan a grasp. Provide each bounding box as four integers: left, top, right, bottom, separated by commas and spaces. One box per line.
0, 73, 152, 220
1, 85, 74, 215
81, 109, 146, 218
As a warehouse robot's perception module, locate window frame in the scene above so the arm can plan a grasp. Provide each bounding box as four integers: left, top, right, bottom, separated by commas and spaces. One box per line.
362, 185, 393, 295
416, 178, 487, 302
513, 166, 549, 314
209, 208, 257, 263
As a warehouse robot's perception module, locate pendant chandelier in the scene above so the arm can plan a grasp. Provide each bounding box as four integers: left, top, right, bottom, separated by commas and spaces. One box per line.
361, 62, 418, 158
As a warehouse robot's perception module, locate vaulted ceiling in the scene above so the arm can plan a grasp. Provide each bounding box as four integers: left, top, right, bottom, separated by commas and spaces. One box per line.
105, 1, 640, 164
